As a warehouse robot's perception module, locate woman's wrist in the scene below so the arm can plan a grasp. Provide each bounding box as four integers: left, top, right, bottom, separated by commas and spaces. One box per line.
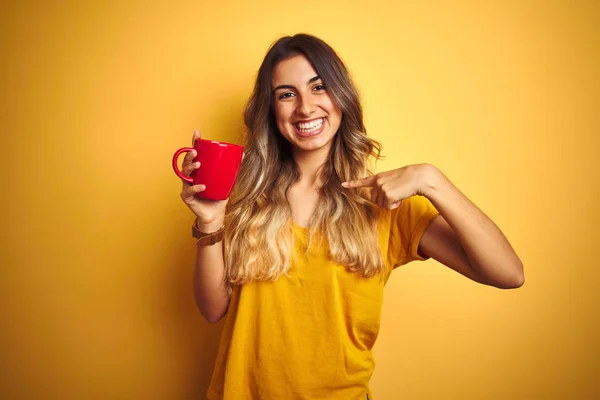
415, 163, 444, 198
195, 218, 225, 233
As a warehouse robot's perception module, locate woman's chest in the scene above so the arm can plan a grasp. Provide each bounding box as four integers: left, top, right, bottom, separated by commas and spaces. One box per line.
287, 184, 320, 228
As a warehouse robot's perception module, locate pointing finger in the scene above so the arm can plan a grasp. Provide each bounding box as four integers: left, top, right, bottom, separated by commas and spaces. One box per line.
342, 175, 377, 188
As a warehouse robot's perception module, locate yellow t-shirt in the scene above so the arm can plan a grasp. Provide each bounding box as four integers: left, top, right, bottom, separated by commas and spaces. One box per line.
207, 195, 439, 400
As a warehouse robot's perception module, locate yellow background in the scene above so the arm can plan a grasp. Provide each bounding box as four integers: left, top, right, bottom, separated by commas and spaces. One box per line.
2, 1, 598, 399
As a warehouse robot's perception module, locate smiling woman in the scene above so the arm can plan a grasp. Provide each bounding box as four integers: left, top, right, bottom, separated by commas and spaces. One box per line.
271, 57, 342, 153
174, 33, 524, 400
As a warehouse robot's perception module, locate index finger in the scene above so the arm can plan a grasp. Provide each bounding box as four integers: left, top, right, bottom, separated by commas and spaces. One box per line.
342, 175, 376, 188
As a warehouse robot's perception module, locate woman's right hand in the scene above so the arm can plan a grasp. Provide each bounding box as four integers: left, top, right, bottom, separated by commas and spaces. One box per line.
179, 130, 229, 231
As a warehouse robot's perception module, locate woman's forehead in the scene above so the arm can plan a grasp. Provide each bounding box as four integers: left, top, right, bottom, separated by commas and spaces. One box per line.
272, 55, 318, 87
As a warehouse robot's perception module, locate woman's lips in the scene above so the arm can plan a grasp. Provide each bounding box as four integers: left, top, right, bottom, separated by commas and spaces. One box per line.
293, 118, 325, 137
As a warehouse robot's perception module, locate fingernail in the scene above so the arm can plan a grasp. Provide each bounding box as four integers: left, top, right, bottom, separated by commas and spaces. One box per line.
195, 162, 200, 167
341, 182, 348, 187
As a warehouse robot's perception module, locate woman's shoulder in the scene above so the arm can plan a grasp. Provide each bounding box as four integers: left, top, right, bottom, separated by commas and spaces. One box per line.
376, 195, 439, 231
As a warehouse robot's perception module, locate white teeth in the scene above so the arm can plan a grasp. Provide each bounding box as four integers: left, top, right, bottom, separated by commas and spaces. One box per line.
296, 118, 323, 132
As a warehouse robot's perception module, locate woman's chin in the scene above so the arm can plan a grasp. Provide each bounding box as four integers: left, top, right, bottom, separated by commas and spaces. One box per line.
292, 136, 334, 153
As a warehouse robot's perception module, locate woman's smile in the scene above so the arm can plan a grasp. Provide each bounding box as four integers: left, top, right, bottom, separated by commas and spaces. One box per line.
293, 117, 325, 137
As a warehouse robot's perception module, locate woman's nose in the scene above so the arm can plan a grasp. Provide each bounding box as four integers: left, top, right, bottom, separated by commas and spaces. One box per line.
296, 93, 316, 116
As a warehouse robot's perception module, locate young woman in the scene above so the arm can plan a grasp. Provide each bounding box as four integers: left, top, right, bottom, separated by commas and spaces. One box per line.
177, 34, 524, 400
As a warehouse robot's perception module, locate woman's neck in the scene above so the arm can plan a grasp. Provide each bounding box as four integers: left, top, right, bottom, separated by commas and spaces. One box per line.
292, 146, 330, 188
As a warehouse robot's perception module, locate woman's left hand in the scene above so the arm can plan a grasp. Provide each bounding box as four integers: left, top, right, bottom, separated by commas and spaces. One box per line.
342, 164, 435, 209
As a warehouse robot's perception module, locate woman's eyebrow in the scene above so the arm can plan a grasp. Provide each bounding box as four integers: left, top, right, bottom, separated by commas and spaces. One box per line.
272, 75, 321, 93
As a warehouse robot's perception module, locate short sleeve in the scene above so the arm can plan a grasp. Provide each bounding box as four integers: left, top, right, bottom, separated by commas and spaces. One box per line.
388, 195, 440, 268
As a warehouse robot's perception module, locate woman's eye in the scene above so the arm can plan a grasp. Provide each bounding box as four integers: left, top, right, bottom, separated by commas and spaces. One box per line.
278, 92, 294, 100
314, 84, 326, 91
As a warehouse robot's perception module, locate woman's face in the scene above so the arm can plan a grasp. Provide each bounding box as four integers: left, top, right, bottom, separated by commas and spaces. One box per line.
271, 55, 342, 156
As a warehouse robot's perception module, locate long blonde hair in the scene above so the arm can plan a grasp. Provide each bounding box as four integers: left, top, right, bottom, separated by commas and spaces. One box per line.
224, 34, 385, 285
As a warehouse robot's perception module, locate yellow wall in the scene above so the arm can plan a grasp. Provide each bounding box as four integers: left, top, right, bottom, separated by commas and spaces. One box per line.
2, 1, 598, 399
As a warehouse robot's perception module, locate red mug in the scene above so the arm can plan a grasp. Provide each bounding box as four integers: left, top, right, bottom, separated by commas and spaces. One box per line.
172, 139, 244, 200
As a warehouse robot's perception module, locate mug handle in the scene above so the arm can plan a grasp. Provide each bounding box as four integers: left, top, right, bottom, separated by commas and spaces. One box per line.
172, 147, 195, 184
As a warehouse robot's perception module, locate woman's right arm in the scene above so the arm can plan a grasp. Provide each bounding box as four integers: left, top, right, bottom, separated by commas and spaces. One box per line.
192, 219, 230, 323
179, 130, 232, 323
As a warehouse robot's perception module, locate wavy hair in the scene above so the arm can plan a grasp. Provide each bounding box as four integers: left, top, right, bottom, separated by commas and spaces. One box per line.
224, 33, 385, 285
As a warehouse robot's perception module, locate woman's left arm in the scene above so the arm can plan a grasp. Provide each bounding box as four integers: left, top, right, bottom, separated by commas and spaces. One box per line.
417, 164, 524, 289
343, 164, 524, 289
